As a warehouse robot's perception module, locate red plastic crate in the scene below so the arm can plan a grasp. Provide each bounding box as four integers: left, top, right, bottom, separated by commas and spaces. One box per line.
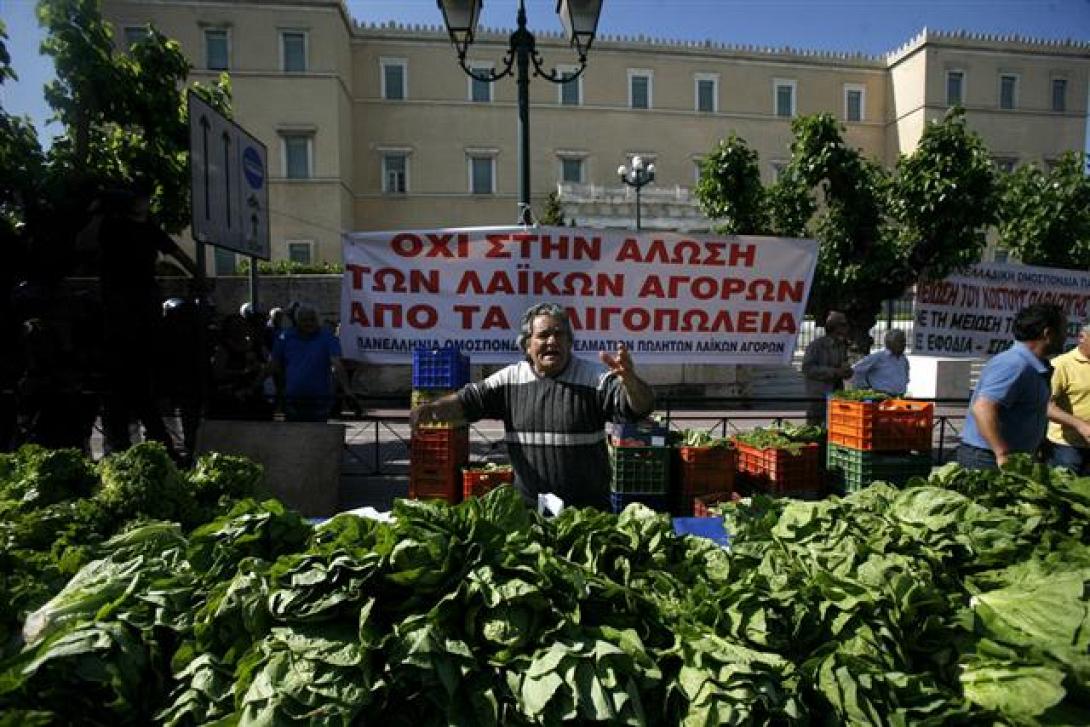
409, 462, 462, 504
411, 427, 470, 466
827, 399, 933, 452
734, 441, 821, 497
692, 491, 737, 517
462, 467, 513, 499
676, 446, 736, 499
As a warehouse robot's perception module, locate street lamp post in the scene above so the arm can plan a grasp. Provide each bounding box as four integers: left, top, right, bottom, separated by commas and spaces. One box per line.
617, 156, 655, 231
438, 0, 603, 225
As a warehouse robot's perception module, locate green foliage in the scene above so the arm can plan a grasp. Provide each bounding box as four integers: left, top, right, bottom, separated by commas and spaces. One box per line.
236, 257, 345, 275
998, 151, 1090, 269
831, 389, 891, 402
539, 190, 567, 226
888, 107, 999, 277
95, 442, 198, 528
697, 110, 999, 351
695, 134, 769, 234
0, 22, 46, 243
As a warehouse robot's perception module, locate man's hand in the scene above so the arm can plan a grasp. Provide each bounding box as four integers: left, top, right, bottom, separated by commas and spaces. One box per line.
1075, 420, 1090, 445
839, 366, 854, 379
600, 345, 636, 381
996, 450, 1010, 467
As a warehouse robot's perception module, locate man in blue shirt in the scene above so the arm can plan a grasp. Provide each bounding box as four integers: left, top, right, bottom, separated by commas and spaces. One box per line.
958, 304, 1067, 469
852, 329, 910, 396
271, 305, 356, 421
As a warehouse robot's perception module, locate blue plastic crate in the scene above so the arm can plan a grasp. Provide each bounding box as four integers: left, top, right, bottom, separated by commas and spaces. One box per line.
608, 420, 670, 447
672, 517, 730, 548
609, 492, 670, 514
412, 347, 470, 390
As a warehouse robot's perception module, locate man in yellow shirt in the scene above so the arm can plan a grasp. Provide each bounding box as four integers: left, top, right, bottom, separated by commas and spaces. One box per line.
1047, 322, 1090, 474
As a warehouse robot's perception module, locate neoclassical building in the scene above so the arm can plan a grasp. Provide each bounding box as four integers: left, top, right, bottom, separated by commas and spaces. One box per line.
102, 0, 1090, 270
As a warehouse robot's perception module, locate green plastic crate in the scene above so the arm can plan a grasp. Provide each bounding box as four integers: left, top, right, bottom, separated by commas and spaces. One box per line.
825, 443, 931, 493
609, 446, 671, 494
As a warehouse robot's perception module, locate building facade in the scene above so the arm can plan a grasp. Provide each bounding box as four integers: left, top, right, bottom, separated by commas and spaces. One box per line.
102, 0, 1090, 268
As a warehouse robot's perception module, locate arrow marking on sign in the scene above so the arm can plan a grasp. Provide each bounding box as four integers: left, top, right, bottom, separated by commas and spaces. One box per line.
223, 131, 232, 229
200, 115, 211, 220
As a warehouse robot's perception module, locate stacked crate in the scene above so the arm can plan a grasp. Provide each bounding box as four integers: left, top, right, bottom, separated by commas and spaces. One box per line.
409, 347, 471, 504
462, 465, 514, 500
608, 421, 671, 513
675, 444, 736, 516
825, 397, 934, 494
734, 440, 822, 498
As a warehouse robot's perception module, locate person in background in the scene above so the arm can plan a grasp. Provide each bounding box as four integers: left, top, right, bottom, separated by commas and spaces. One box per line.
958, 303, 1066, 470
1045, 320, 1090, 474
271, 305, 356, 421
410, 302, 655, 510
209, 313, 271, 420
851, 329, 910, 396
801, 311, 853, 425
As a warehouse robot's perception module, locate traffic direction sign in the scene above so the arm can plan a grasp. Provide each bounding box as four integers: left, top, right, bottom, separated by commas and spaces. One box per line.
188, 92, 270, 260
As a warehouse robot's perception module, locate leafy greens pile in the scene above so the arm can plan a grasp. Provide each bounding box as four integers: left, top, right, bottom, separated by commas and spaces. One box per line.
3, 447, 1090, 725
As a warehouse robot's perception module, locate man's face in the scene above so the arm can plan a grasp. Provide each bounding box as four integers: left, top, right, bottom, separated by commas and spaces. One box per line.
1047, 318, 1069, 355
527, 315, 571, 376
1078, 331, 1090, 358
296, 311, 320, 336
888, 337, 906, 356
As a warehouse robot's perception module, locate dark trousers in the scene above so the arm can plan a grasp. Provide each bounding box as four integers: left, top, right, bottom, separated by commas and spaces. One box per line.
956, 444, 999, 471
1050, 444, 1090, 476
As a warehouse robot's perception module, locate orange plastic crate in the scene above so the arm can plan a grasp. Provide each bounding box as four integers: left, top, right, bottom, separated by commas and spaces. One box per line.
734, 441, 821, 497
462, 467, 513, 499
410, 462, 462, 503
692, 491, 736, 517
411, 427, 470, 465
676, 446, 736, 499
827, 399, 933, 452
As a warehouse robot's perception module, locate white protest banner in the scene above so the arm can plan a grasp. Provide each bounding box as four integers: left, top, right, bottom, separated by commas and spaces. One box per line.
340, 226, 818, 365
914, 261, 1090, 357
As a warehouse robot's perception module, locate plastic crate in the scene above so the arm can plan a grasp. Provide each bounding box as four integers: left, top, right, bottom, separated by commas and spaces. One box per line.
676, 446, 736, 499
610, 446, 671, 494
827, 398, 933, 452
411, 389, 465, 429
734, 441, 821, 497
692, 491, 736, 518
609, 491, 670, 514
411, 427, 470, 466
410, 462, 462, 504
462, 466, 514, 499
608, 420, 670, 447
412, 347, 470, 390
825, 443, 931, 494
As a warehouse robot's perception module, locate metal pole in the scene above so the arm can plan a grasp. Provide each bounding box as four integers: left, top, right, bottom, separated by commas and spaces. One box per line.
248, 255, 259, 310
515, 4, 532, 225
635, 182, 642, 231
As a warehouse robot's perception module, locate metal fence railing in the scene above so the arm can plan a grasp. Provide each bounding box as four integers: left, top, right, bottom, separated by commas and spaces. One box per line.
794, 294, 915, 356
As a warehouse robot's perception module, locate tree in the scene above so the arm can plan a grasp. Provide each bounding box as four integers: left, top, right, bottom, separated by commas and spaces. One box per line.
695, 109, 998, 351
539, 190, 566, 226
997, 151, 1090, 269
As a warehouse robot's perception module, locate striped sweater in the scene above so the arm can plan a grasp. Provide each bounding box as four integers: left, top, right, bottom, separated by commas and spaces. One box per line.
458, 357, 650, 509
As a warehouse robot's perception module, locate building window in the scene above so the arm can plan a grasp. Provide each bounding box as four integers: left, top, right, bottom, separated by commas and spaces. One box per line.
383, 153, 408, 193
287, 241, 313, 264
693, 158, 704, 183
123, 26, 148, 49
381, 59, 406, 100
695, 74, 718, 113
774, 79, 796, 118
281, 30, 307, 72
1052, 78, 1067, 112
844, 84, 864, 122
559, 67, 581, 105
994, 248, 1009, 264
213, 247, 237, 275
770, 161, 787, 181
999, 74, 1017, 110
282, 134, 312, 179
628, 70, 652, 109
468, 65, 492, 102
560, 157, 584, 184
993, 157, 1017, 174
946, 70, 964, 106
204, 29, 229, 71
468, 155, 495, 194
